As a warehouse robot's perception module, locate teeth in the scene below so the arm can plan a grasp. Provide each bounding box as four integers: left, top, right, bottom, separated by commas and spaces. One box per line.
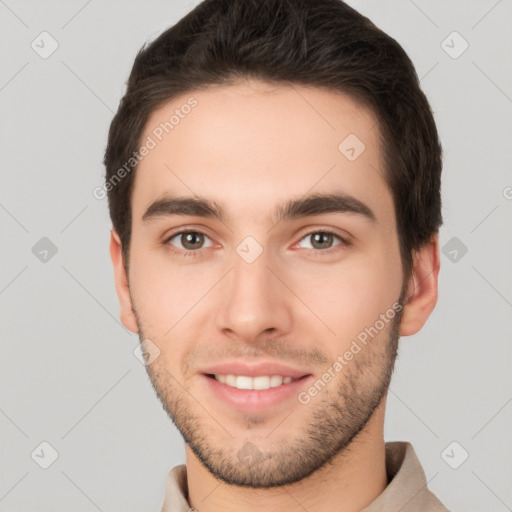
214, 374, 296, 390
270, 375, 285, 387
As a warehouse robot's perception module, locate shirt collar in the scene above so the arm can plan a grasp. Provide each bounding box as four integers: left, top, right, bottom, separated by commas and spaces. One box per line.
160, 441, 449, 512
360, 441, 449, 511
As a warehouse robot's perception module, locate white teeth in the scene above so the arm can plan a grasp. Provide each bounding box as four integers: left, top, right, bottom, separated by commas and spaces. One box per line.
252, 376, 271, 390
214, 374, 297, 390
270, 375, 283, 388
235, 376, 253, 389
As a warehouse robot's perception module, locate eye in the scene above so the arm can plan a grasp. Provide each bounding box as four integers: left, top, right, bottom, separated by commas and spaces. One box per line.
163, 228, 350, 257
164, 230, 213, 255
296, 229, 348, 254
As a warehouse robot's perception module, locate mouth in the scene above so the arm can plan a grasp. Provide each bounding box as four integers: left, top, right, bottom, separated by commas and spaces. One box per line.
201, 372, 313, 413
204, 373, 306, 390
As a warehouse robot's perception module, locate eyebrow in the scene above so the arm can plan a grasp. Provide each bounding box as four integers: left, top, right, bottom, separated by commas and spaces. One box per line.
142, 192, 377, 225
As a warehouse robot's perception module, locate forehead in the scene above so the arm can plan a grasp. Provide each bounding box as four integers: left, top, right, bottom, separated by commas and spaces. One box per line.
131, 79, 391, 224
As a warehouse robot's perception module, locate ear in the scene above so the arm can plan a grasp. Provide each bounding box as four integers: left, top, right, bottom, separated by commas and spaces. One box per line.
400, 233, 441, 336
110, 229, 139, 333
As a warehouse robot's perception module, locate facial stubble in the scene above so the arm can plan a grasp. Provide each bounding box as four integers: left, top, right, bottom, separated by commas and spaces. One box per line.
131, 285, 406, 488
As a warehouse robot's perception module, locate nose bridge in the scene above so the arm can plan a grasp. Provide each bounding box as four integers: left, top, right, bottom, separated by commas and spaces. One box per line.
232, 240, 273, 295
216, 238, 292, 340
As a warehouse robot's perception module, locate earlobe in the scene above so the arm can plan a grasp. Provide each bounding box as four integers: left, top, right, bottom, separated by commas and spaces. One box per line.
110, 229, 139, 334
399, 234, 441, 336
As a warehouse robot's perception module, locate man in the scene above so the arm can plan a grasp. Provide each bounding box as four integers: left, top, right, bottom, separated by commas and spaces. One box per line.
104, 0, 449, 510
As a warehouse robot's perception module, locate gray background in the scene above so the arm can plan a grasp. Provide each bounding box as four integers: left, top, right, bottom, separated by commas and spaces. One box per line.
1, 0, 511, 510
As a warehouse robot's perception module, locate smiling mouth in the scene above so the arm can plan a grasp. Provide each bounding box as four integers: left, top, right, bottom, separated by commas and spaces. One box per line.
204, 373, 310, 391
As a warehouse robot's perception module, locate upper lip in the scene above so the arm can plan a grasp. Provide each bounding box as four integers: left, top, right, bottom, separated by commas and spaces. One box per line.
200, 360, 312, 378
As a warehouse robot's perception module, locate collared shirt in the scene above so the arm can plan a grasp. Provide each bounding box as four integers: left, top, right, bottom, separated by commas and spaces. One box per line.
160, 441, 450, 511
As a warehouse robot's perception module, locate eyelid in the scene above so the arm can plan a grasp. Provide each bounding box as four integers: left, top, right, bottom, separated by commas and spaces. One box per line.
294, 225, 353, 244
162, 224, 215, 243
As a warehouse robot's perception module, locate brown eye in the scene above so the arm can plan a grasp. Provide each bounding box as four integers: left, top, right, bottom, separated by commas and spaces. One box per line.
180, 232, 204, 250
311, 232, 335, 249
165, 230, 213, 253
299, 231, 344, 251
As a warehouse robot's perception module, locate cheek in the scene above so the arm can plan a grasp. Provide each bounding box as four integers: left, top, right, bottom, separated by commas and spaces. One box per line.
285, 250, 402, 346
130, 263, 200, 372
128, 247, 201, 335
133, 273, 202, 332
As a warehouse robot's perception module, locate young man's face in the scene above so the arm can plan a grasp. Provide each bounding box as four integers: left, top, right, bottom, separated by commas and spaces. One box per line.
111, 79, 438, 487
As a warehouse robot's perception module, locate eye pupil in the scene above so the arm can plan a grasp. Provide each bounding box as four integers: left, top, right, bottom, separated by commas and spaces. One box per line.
312, 232, 333, 249
183, 232, 203, 250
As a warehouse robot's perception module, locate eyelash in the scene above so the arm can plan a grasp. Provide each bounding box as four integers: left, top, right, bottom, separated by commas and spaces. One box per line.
162, 228, 351, 258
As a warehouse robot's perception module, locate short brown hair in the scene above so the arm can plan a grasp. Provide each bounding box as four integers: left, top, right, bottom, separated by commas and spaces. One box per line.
103, 0, 443, 281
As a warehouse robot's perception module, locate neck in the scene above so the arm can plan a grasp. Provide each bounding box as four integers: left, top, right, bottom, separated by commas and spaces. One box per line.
185, 400, 388, 512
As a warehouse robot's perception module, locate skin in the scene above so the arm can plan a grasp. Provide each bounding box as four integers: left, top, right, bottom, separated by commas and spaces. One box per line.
110, 79, 440, 512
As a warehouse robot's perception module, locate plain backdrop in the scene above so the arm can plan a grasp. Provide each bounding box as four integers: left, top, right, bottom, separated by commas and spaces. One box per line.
1, 0, 511, 511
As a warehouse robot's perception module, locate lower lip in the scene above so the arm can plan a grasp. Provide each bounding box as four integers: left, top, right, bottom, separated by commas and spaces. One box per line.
201, 374, 313, 413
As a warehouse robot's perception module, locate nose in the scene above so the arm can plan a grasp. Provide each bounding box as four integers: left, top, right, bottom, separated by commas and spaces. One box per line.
215, 245, 293, 344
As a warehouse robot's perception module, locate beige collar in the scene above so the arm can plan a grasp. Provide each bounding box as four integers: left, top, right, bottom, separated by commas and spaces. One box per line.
160, 441, 450, 511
